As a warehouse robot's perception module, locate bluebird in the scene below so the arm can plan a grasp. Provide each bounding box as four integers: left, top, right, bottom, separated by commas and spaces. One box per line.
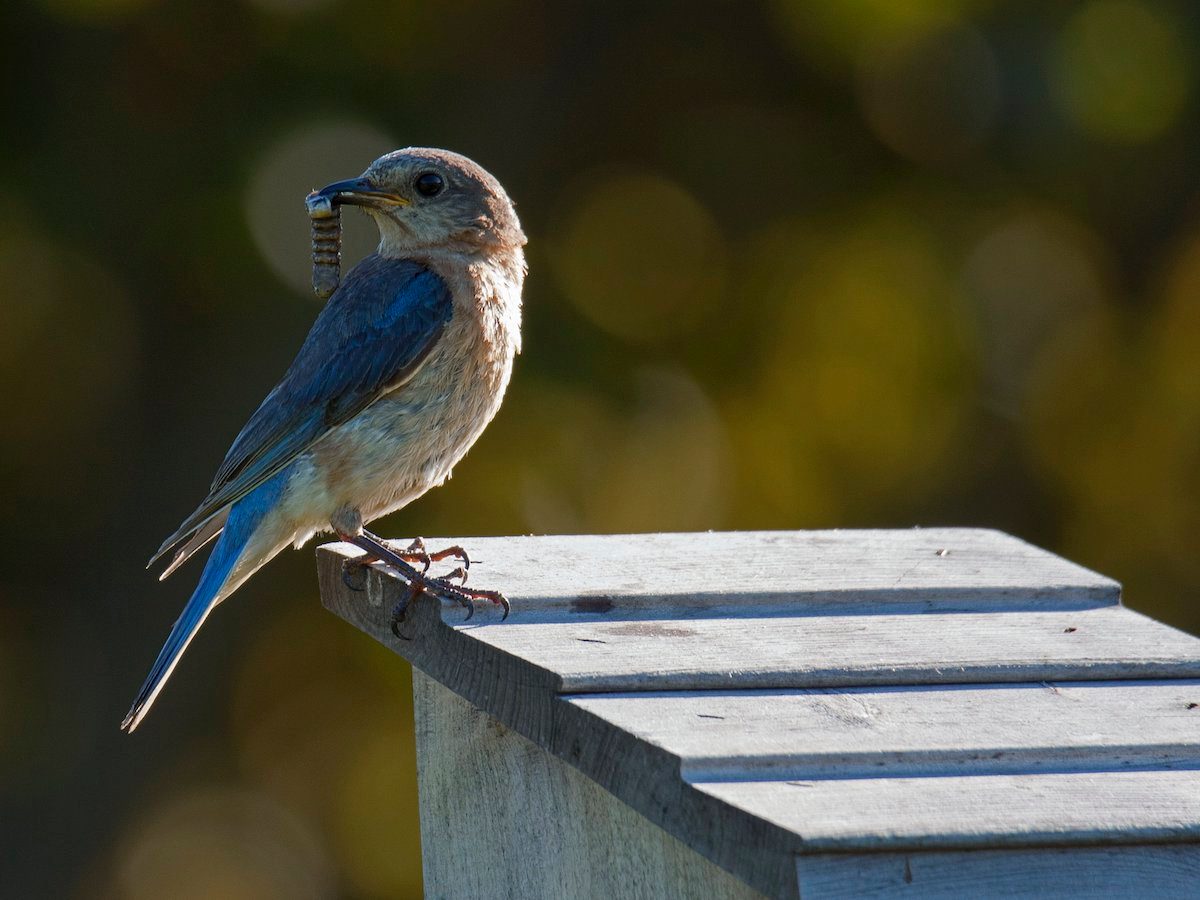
122, 148, 525, 732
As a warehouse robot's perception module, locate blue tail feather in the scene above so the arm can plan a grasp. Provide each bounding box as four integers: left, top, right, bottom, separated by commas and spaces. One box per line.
122, 471, 288, 732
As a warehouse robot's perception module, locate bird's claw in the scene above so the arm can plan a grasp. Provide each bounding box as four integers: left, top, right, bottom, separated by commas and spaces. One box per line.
390, 579, 424, 640
401, 537, 432, 573
414, 538, 471, 572
342, 556, 373, 592
387, 569, 509, 634
393, 537, 471, 573
441, 566, 469, 585
346, 531, 506, 634
346, 537, 456, 592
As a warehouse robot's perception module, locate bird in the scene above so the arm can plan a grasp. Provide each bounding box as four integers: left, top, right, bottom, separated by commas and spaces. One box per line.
122, 147, 526, 733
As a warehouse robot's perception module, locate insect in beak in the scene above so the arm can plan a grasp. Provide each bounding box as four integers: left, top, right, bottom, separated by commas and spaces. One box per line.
305, 179, 411, 299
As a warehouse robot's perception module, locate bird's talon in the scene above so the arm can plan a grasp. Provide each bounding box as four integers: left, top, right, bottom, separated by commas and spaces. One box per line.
426, 544, 470, 570
389, 600, 406, 635
389, 581, 422, 640
429, 576, 509, 622
441, 566, 468, 584
351, 531, 509, 626
399, 537, 434, 572
341, 557, 373, 592
452, 547, 471, 570
431, 578, 475, 618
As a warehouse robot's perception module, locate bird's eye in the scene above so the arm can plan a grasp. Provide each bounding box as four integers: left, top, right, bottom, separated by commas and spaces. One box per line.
414, 172, 445, 197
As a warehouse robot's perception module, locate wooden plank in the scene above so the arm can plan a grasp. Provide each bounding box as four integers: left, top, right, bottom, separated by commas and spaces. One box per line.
796, 845, 1200, 899
318, 540, 1200, 696
322, 562, 815, 897
318, 528, 1120, 621
321, 542, 1200, 696
413, 671, 771, 900
466, 606, 1200, 692
694, 771, 1200, 852
315, 530, 1200, 898
565, 681, 1200, 781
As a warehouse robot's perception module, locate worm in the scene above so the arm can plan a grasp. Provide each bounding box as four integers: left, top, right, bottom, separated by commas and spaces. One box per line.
306, 192, 342, 299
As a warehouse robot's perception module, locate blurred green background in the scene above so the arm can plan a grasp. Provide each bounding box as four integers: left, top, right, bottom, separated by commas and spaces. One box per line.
2, 0, 1199, 896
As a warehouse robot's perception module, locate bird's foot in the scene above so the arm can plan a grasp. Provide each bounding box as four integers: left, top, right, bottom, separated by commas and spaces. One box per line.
341, 530, 508, 636
341, 536, 471, 592
388, 570, 510, 639
341, 538, 429, 591
403, 536, 473, 573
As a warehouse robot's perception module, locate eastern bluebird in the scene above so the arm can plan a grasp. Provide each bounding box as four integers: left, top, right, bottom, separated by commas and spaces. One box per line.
123, 148, 526, 732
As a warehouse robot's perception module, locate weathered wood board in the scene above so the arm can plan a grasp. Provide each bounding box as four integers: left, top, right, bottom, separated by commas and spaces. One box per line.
796, 845, 1200, 899
465, 606, 1200, 691
327, 529, 1121, 619
316, 529, 1200, 899
567, 680, 1200, 780
414, 671, 767, 900
696, 770, 1200, 851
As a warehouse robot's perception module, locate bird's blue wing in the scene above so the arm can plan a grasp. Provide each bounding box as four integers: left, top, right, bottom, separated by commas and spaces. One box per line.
150, 255, 453, 567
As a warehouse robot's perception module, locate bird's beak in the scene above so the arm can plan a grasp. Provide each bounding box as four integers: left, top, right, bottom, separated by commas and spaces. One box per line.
306, 177, 410, 216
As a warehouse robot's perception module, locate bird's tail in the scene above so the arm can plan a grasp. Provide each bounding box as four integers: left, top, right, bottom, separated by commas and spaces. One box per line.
122, 478, 286, 733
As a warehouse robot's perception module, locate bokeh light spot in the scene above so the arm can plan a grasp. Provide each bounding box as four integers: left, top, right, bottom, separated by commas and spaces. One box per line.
0, 228, 138, 455
857, 23, 1000, 163
771, 0, 994, 66
584, 368, 730, 532
334, 726, 423, 898
115, 787, 334, 900
549, 172, 727, 343
505, 369, 730, 534
230, 603, 422, 898
1156, 232, 1200, 419
246, 122, 397, 297
963, 208, 1109, 410
742, 210, 973, 517
1053, 0, 1193, 143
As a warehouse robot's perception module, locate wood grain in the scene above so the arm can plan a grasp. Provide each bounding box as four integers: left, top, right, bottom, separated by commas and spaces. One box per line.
414, 671, 769, 900
566, 680, 1200, 780
468, 606, 1200, 692
796, 845, 1200, 899
314, 529, 1200, 899
320, 528, 1119, 622
318, 539, 1200, 692
695, 770, 1200, 852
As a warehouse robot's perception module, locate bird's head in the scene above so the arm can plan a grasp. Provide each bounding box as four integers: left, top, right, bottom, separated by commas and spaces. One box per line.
309, 147, 525, 258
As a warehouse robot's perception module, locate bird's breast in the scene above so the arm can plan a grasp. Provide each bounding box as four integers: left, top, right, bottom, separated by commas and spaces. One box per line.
290, 253, 523, 530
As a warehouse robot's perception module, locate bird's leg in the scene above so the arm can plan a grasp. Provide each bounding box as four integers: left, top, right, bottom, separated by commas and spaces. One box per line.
341, 529, 442, 626
341, 535, 469, 591
359, 529, 509, 621
331, 508, 508, 623
339, 530, 426, 582
340, 537, 432, 592
341, 541, 471, 590
341, 526, 509, 626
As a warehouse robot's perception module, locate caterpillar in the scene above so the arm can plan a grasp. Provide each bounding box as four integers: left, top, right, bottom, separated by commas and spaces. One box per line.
306, 192, 342, 299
